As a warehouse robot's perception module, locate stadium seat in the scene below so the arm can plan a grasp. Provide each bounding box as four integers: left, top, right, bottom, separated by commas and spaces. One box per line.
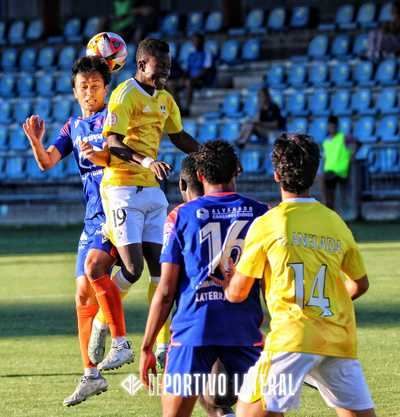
55, 71, 71, 94
331, 35, 351, 58
339, 117, 352, 135
0, 100, 11, 123
35, 72, 54, 97
243, 91, 259, 118
335, 4, 355, 29
26, 19, 43, 41
52, 96, 72, 123
72, 101, 81, 117
186, 12, 204, 35
1, 48, 18, 71
246, 9, 264, 33
20, 48, 37, 71
356, 3, 377, 28
65, 154, 79, 176
308, 35, 328, 59
287, 63, 307, 87
32, 97, 51, 120
351, 88, 374, 115
9, 124, 28, 149
8, 20, 25, 44
221, 92, 242, 118
64, 18, 82, 42
287, 117, 308, 134
178, 41, 195, 69
308, 89, 329, 116
125, 43, 136, 69
5, 156, 24, 180
219, 121, 241, 143
308, 62, 329, 87
286, 91, 307, 116
0, 74, 15, 98
204, 39, 219, 58
115, 69, 132, 85
330, 62, 352, 87
198, 122, 218, 142
83, 16, 102, 39
26, 156, 46, 180
0, 21, 6, 45
376, 87, 399, 114
308, 117, 328, 143
375, 59, 397, 85
160, 13, 179, 36
353, 116, 376, 143
270, 89, 283, 108
267, 7, 286, 31
331, 89, 351, 116
182, 120, 197, 138
37, 47, 55, 69
379, 3, 393, 22
220, 39, 240, 64
168, 41, 178, 60
382, 147, 400, 173
58, 46, 76, 70
353, 33, 369, 56
205, 11, 223, 32
241, 38, 260, 61
266, 64, 285, 88
16, 73, 34, 98
240, 150, 263, 174
353, 60, 374, 86
45, 123, 62, 146
0, 125, 7, 150
48, 158, 66, 179
376, 116, 399, 142
291, 6, 310, 28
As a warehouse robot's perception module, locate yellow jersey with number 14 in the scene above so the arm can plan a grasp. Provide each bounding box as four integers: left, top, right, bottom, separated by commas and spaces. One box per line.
102, 78, 183, 187
236, 198, 366, 359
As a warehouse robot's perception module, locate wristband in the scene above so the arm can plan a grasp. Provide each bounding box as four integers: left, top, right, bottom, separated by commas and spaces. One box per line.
141, 157, 154, 168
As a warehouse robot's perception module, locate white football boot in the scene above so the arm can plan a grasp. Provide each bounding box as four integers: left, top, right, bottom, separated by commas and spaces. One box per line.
97, 340, 134, 371
63, 374, 108, 406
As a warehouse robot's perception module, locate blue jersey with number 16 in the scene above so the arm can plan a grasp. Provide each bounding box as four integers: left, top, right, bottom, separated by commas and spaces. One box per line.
160, 192, 268, 347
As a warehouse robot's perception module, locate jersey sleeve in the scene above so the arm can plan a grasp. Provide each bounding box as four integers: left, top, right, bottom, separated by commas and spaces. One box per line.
341, 228, 367, 280
164, 96, 183, 134
160, 206, 184, 264
236, 217, 268, 279
102, 86, 132, 138
52, 120, 73, 159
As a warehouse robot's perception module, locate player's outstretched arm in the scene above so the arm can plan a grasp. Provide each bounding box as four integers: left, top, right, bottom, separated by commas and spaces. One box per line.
168, 130, 200, 154
345, 275, 369, 300
140, 262, 180, 387
23, 115, 61, 170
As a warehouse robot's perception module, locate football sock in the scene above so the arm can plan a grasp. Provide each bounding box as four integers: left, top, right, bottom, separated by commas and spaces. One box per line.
84, 367, 100, 378
76, 304, 99, 368
148, 278, 171, 346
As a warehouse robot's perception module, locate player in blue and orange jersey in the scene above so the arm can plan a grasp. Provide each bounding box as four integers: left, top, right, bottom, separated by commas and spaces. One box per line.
23, 56, 132, 406
139, 140, 268, 417
223, 133, 376, 417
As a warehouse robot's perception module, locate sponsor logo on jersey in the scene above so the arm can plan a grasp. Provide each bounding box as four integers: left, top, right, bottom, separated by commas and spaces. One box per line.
196, 208, 210, 220
106, 112, 118, 126
143, 105, 151, 113
211, 206, 254, 219
160, 104, 166, 113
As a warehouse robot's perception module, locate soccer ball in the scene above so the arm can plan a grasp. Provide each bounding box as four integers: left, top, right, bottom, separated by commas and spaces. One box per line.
86, 32, 128, 73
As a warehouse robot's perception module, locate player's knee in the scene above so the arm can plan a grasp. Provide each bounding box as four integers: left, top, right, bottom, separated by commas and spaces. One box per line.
75, 283, 91, 306
85, 257, 108, 280
121, 259, 143, 284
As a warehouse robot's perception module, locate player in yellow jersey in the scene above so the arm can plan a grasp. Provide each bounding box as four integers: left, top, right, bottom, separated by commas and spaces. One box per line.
95, 38, 199, 369
221, 133, 376, 417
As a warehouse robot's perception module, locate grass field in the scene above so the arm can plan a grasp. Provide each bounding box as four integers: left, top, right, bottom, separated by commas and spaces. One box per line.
0, 223, 399, 417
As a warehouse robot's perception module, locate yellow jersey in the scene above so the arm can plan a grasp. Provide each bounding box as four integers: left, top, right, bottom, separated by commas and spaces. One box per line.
237, 198, 366, 359
102, 78, 183, 187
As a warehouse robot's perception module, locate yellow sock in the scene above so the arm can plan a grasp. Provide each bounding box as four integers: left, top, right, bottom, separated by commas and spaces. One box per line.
147, 280, 171, 346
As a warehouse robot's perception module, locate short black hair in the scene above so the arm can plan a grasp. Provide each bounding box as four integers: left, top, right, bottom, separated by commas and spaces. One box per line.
271, 133, 320, 194
71, 56, 111, 88
136, 38, 170, 61
180, 154, 203, 196
328, 115, 339, 126
194, 140, 240, 185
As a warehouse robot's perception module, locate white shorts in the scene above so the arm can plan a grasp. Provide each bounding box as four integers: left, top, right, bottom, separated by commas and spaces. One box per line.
101, 185, 168, 247
239, 351, 374, 412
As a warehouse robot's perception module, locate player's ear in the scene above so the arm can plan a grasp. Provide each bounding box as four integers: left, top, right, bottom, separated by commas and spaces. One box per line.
196, 170, 204, 183
72, 88, 78, 100
179, 177, 187, 192
274, 170, 280, 183
137, 59, 146, 72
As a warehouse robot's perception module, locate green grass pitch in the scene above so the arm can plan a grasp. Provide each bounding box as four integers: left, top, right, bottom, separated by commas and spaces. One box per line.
0, 223, 399, 417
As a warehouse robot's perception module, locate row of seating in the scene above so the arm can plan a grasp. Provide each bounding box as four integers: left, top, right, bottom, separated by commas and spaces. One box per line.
366, 146, 400, 174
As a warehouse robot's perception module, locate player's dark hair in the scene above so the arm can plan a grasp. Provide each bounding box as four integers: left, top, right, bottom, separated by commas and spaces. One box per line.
195, 140, 240, 185
71, 56, 111, 88
271, 133, 320, 194
328, 115, 339, 126
136, 38, 170, 61
180, 154, 204, 196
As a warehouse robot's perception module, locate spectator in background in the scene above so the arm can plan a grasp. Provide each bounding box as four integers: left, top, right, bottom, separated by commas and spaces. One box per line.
184, 33, 216, 115
321, 116, 353, 211
237, 87, 285, 147
368, 1, 400, 60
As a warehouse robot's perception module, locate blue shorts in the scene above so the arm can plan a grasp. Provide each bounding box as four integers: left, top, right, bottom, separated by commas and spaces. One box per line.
164, 345, 262, 397
75, 222, 115, 278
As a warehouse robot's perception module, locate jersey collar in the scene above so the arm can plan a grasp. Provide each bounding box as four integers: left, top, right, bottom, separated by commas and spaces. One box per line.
282, 197, 317, 203
132, 78, 156, 98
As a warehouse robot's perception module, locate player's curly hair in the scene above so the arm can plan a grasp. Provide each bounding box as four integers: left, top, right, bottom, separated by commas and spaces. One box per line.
194, 140, 240, 185
180, 154, 204, 196
136, 38, 170, 61
71, 56, 111, 87
271, 133, 320, 194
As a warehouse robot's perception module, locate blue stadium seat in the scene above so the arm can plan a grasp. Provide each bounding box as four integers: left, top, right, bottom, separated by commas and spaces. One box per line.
64, 18, 82, 42
205, 11, 223, 32
52, 96, 73, 123
379, 3, 393, 22
32, 97, 51, 119
37, 47, 55, 69
220, 39, 240, 64
0, 157, 5, 180
125, 43, 136, 69
0, 74, 15, 98
13, 98, 31, 123
267, 7, 286, 30
20, 48, 37, 71
8, 20, 25, 44
5, 156, 24, 180
353, 33, 368, 56
351, 88, 373, 115
270, 89, 283, 108
55, 72, 71, 94
0, 21, 6, 45
198, 122, 218, 142
246, 9, 264, 33
45, 123, 62, 146
336, 4, 355, 29
353, 116, 376, 143
290, 6, 309, 28
308, 62, 329, 87
182, 120, 197, 138
287, 63, 307, 87
375, 59, 397, 85
353, 60, 374, 86
241, 38, 260, 61
26, 19, 43, 41
178, 41, 195, 69
243, 91, 259, 118
241, 150, 263, 174
287, 117, 308, 134
35, 72, 54, 97
65, 154, 79, 176
72, 101, 81, 117
26, 156, 46, 180
331, 34, 351, 58
266, 64, 285, 88
0, 125, 7, 150
48, 159, 67, 179
115, 69, 132, 85
186, 12, 203, 35
221, 92, 242, 118
339, 117, 352, 135
308, 89, 329, 116
286, 91, 307, 116
376, 87, 399, 114
376, 116, 399, 142
331, 89, 351, 116
83, 17, 101, 39
204, 39, 219, 58
381, 148, 400, 172
308, 35, 328, 59
330, 62, 352, 87
1, 48, 18, 71
356, 3, 377, 28
219, 121, 240, 143
58, 46, 76, 70
161, 13, 179, 36
0, 100, 11, 123
16, 73, 35, 98
308, 117, 328, 143
9, 124, 28, 149
168, 41, 178, 60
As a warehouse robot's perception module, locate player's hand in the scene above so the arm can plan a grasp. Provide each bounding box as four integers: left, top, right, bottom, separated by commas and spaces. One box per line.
149, 160, 172, 181
209, 257, 235, 289
139, 348, 157, 389
79, 140, 95, 159
23, 115, 46, 144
